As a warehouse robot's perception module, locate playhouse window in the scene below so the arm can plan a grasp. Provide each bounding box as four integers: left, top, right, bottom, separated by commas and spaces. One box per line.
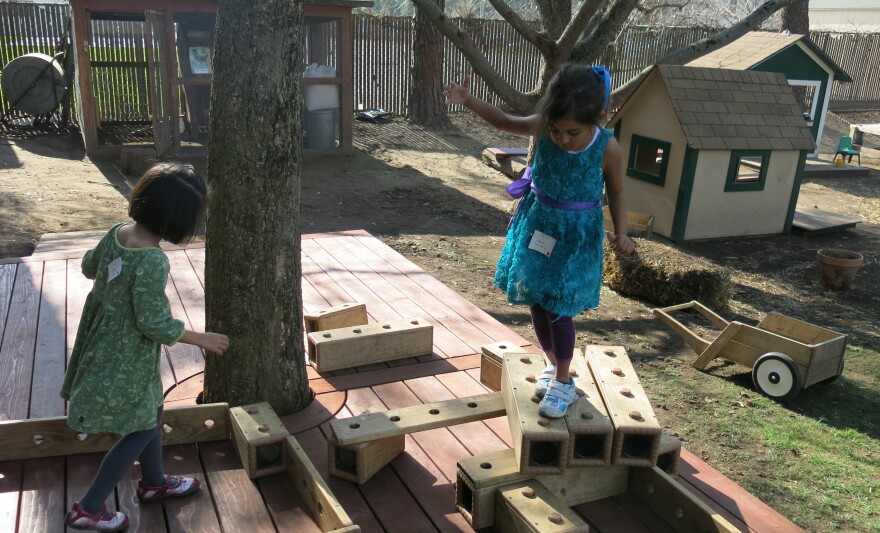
725, 150, 771, 192
627, 134, 671, 186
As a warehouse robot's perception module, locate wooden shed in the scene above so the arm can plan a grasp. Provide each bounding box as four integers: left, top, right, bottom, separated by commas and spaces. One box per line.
608, 64, 816, 242
69, 0, 370, 158
686, 31, 850, 157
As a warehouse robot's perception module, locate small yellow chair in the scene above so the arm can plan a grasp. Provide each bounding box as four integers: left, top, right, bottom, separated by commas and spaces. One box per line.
835, 136, 861, 166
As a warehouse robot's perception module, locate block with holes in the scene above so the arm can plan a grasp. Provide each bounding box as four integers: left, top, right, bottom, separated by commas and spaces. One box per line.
229, 402, 289, 478
502, 352, 569, 475
328, 407, 405, 484
456, 448, 628, 529
656, 432, 682, 476
586, 345, 662, 467
564, 349, 614, 467
494, 480, 590, 533
329, 392, 504, 446
303, 302, 368, 334
307, 317, 433, 372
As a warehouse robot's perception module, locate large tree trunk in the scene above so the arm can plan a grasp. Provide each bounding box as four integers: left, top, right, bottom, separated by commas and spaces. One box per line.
203, 0, 310, 415
782, 0, 810, 35
408, 0, 450, 128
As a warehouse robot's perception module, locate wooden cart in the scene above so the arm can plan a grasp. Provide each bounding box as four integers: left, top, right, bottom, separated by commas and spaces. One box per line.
653, 301, 847, 400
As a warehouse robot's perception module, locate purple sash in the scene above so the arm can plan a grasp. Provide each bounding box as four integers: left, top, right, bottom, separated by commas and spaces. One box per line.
506, 167, 599, 211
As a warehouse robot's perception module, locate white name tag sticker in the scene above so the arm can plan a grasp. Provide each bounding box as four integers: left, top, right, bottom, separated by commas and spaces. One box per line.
528, 230, 557, 257
107, 257, 122, 282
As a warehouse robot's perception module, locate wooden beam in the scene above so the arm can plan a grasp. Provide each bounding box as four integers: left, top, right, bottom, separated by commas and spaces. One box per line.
564, 349, 614, 467
304, 302, 368, 335
307, 317, 433, 372
0, 403, 229, 462
494, 480, 590, 533
329, 392, 504, 446
229, 402, 289, 478
327, 407, 405, 484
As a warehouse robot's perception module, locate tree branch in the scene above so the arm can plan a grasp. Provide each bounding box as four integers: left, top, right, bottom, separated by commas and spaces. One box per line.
609, 0, 801, 108
486, 0, 551, 50
634, 0, 690, 15
571, 0, 641, 61
556, 0, 605, 58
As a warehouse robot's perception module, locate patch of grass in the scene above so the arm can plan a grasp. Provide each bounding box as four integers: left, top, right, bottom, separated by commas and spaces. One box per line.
640, 346, 880, 532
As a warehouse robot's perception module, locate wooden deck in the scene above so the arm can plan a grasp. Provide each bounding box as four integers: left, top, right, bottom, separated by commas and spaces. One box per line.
0, 230, 805, 532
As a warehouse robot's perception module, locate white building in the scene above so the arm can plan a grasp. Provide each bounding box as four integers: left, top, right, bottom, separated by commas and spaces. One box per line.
810, 0, 880, 32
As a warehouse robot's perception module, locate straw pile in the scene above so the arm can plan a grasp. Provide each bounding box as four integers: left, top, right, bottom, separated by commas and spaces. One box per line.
603, 239, 731, 309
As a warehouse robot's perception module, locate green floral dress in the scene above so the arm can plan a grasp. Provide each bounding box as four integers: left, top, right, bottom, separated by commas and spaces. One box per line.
61, 223, 185, 435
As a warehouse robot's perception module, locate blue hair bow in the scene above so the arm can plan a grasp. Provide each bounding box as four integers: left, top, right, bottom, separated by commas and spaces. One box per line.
592, 66, 611, 111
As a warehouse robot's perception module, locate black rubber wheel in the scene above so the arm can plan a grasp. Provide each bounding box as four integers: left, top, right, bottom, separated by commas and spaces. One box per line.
752, 352, 802, 401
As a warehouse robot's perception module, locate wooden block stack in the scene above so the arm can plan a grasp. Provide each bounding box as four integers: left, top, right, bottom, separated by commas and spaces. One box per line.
307, 316, 433, 372
304, 302, 368, 334
229, 401, 289, 478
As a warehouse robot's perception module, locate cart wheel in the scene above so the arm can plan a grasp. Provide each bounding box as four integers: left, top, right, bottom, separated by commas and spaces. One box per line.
752, 353, 802, 401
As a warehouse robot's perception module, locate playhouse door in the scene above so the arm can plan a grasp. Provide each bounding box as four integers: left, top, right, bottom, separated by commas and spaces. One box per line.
145, 11, 174, 157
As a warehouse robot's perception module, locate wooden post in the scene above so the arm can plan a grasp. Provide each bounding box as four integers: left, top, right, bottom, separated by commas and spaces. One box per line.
657, 432, 682, 476
586, 345, 662, 467
564, 349, 614, 467
307, 317, 433, 372
327, 407, 405, 484
502, 353, 569, 475
480, 340, 531, 392
229, 402, 289, 478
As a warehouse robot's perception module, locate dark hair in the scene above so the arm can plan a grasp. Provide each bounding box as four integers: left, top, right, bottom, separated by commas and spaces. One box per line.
533, 63, 607, 134
128, 162, 207, 245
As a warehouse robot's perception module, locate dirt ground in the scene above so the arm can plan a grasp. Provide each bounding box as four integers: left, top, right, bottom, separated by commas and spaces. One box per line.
1, 109, 878, 528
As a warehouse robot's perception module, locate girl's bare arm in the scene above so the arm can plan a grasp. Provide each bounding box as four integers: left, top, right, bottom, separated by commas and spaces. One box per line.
444, 77, 538, 136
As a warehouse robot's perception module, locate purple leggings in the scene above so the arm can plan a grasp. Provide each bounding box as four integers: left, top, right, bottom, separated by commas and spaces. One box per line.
529, 305, 576, 362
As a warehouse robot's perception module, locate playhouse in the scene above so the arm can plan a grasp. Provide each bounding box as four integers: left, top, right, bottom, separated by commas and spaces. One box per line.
686, 31, 850, 157
608, 64, 815, 242
68, 0, 370, 158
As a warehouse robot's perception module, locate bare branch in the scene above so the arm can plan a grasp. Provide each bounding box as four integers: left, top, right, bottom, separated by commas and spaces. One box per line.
486, 0, 551, 50
634, 0, 690, 15
572, 0, 641, 61
557, 0, 605, 58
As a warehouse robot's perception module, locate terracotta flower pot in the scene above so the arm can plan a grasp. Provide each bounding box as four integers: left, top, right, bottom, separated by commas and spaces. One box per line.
816, 249, 864, 291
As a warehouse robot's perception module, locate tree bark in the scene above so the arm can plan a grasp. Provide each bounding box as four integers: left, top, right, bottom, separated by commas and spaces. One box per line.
782, 0, 810, 36
408, 0, 451, 128
203, 0, 310, 415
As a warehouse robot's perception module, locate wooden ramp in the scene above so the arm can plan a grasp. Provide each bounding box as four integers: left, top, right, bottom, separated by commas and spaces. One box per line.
792, 207, 861, 236
0, 230, 805, 532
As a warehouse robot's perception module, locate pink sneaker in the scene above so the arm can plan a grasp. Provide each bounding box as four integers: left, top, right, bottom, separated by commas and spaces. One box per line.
65, 502, 129, 532
137, 475, 201, 503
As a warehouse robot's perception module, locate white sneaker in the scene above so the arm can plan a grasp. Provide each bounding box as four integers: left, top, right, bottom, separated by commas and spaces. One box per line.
538, 378, 578, 418
535, 364, 556, 398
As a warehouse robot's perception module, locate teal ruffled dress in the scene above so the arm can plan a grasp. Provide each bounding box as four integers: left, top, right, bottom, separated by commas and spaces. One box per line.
494, 129, 610, 317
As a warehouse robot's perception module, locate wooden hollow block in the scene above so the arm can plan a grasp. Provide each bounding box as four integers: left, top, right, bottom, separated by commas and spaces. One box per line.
502, 353, 569, 475
565, 349, 614, 467
480, 340, 528, 392
328, 407, 405, 484
307, 317, 433, 372
330, 392, 504, 446
229, 402, 289, 478
284, 435, 357, 532
457, 448, 629, 528
494, 481, 590, 533
456, 449, 533, 529
304, 302, 368, 334
628, 467, 741, 533
586, 345, 662, 467
657, 432, 682, 476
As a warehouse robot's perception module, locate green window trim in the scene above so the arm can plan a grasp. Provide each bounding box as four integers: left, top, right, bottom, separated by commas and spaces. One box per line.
627, 134, 671, 186
725, 150, 771, 192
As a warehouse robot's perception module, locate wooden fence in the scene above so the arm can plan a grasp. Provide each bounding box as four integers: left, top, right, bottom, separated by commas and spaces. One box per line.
2, 4, 879, 123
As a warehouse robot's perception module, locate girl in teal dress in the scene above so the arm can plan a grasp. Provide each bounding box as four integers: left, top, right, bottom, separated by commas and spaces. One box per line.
62, 163, 229, 531
444, 64, 635, 418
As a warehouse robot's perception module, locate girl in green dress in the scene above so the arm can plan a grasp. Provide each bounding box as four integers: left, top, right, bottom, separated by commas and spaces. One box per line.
63, 163, 229, 531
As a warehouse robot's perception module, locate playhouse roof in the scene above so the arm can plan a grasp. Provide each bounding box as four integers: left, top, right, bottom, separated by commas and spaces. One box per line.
687, 31, 851, 82
650, 64, 816, 151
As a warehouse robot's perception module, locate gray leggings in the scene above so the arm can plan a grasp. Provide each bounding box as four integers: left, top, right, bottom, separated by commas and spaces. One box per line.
79, 406, 166, 513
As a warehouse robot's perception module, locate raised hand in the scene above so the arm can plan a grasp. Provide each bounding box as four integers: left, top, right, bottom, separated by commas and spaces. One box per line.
443, 76, 472, 106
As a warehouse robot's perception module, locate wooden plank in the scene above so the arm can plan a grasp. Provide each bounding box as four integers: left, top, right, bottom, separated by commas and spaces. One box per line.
0, 403, 229, 461
257, 469, 324, 533
308, 317, 434, 372
575, 496, 655, 533
0, 461, 22, 533
586, 345, 662, 467
0, 264, 16, 348
284, 435, 355, 532
791, 207, 860, 234
163, 265, 205, 384
502, 352, 569, 475
330, 391, 503, 446
434, 370, 513, 447
0, 261, 43, 420
17, 457, 65, 533
199, 440, 276, 532
65, 258, 92, 364
230, 402, 288, 478
494, 480, 590, 533
304, 303, 368, 334
30, 259, 67, 419
678, 448, 807, 533
328, 407, 405, 485
565, 350, 614, 467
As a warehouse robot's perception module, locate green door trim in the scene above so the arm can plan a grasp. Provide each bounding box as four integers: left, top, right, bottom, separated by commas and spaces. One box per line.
784, 150, 809, 233
671, 147, 698, 242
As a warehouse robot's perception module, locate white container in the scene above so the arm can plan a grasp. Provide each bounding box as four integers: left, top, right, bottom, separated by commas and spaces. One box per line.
304, 63, 339, 111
